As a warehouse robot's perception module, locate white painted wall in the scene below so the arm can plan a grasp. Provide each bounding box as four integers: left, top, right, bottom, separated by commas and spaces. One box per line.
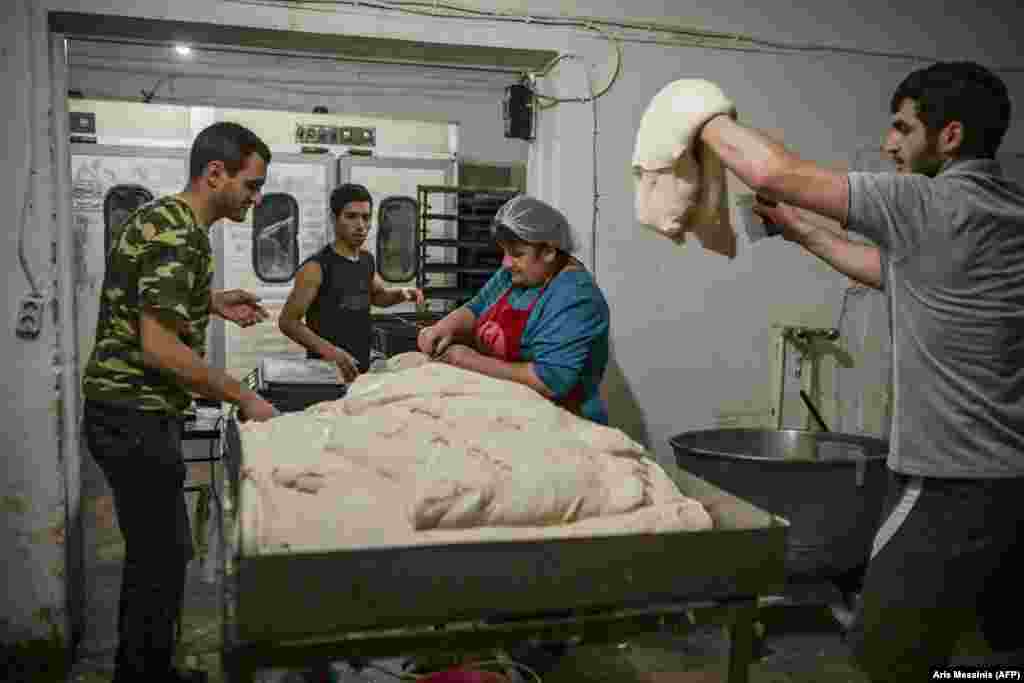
4, 0, 1024, 648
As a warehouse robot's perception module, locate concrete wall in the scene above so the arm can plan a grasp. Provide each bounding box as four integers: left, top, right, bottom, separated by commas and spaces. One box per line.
2, 1, 71, 649
3, 0, 1024, 648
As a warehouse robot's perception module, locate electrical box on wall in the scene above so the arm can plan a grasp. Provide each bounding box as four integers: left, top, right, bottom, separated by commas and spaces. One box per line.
14, 293, 47, 340
503, 83, 534, 141
69, 111, 97, 143
295, 123, 376, 147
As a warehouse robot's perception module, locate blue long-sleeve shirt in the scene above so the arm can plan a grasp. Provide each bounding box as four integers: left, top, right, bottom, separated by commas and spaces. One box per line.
466, 267, 610, 424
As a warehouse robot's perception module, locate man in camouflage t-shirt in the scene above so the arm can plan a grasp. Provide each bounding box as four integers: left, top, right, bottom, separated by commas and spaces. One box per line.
84, 195, 216, 412
82, 122, 278, 683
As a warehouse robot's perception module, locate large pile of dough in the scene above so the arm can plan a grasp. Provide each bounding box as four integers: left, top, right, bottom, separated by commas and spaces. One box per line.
237, 353, 712, 554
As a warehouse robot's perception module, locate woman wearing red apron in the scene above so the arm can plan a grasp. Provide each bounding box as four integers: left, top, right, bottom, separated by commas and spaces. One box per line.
418, 195, 610, 424
416, 194, 611, 676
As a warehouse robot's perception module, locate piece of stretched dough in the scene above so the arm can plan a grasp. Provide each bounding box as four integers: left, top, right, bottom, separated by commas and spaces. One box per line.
632, 78, 737, 258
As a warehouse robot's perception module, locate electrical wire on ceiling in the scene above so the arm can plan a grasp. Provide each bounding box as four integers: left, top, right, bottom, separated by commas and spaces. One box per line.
584, 58, 599, 280
18, 169, 40, 296
141, 75, 173, 103
530, 25, 623, 109
498, 25, 619, 278
224, 0, 1024, 72
533, 51, 603, 278
567, 53, 601, 280
19, 4, 41, 297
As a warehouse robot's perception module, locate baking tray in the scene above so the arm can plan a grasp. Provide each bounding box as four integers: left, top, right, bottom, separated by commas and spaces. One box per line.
220, 413, 787, 645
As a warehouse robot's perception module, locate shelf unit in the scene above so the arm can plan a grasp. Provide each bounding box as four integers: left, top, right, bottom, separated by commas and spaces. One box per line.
416, 184, 519, 307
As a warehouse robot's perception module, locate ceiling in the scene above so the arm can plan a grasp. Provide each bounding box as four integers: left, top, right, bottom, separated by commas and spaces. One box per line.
52, 11, 557, 75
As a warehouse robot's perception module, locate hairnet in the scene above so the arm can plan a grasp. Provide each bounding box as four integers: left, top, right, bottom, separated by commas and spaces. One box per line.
491, 195, 576, 253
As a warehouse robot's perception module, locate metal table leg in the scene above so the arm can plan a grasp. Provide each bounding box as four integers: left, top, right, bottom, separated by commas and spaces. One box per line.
725, 597, 758, 683
222, 648, 256, 683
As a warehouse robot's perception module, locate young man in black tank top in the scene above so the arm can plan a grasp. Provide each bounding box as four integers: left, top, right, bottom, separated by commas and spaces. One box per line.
279, 183, 424, 381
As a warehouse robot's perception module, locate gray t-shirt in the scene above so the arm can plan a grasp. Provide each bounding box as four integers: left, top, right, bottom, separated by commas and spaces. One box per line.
847, 158, 1024, 478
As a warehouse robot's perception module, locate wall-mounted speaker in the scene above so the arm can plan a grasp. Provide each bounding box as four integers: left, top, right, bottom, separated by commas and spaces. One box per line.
503, 83, 534, 141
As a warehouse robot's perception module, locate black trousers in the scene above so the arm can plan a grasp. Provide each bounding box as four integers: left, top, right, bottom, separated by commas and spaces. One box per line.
848, 469, 1024, 681
83, 400, 194, 683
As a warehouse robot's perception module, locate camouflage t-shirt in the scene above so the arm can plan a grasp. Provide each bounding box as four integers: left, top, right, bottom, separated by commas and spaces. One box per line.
83, 195, 214, 414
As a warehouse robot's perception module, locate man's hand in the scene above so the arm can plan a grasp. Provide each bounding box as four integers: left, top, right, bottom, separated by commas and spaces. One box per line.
238, 394, 279, 422
436, 343, 479, 369
211, 289, 270, 328
753, 199, 882, 289
418, 324, 454, 358
324, 345, 360, 383
752, 200, 817, 246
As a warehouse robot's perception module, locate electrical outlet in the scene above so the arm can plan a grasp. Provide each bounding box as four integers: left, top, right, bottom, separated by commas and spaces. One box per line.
15, 293, 46, 340
339, 126, 376, 146
355, 127, 375, 146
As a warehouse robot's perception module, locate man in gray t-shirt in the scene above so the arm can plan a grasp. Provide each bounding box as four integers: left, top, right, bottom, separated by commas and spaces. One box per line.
846, 159, 1024, 477
698, 62, 1023, 678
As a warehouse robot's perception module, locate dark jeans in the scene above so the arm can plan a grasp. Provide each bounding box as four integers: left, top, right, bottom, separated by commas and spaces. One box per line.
848, 469, 1024, 681
83, 400, 194, 683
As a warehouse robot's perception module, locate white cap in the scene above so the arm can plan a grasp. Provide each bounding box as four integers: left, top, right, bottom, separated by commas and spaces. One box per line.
492, 194, 576, 253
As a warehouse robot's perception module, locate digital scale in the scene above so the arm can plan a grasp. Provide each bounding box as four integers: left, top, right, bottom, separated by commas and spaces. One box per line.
250, 357, 348, 413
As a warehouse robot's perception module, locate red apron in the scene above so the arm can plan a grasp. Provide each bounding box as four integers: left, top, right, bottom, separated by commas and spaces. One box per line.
474, 284, 586, 416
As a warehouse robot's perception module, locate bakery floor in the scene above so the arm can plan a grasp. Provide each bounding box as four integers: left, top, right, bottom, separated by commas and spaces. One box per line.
69, 456, 996, 683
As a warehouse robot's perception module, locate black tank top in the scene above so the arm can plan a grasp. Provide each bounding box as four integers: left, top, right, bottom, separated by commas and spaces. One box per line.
304, 246, 375, 371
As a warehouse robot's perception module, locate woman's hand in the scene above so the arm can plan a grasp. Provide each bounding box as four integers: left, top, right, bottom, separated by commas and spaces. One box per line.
417, 324, 454, 358
435, 343, 479, 369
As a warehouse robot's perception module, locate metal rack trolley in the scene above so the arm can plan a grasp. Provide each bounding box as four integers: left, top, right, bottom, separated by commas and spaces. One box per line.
217, 408, 788, 683
416, 185, 519, 306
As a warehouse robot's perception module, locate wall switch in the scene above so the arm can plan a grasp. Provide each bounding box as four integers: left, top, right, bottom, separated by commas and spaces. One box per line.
15, 293, 46, 340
